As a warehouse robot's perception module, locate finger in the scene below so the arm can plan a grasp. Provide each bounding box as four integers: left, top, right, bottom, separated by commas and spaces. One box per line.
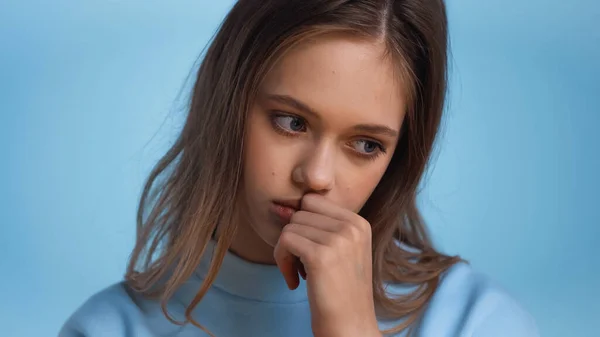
274, 230, 319, 288
284, 223, 335, 245
274, 237, 299, 290
290, 211, 344, 232
301, 193, 356, 222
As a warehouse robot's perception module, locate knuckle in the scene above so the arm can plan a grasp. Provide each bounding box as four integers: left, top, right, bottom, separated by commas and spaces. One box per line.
354, 215, 370, 229
284, 222, 297, 232
361, 219, 372, 235
304, 246, 321, 265
356, 217, 372, 233
279, 229, 295, 245
341, 219, 371, 243
347, 224, 362, 241
328, 232, 346, 247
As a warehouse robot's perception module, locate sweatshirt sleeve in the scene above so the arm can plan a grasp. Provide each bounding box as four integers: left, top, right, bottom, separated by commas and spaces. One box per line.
471, 296, 539, 337
58, 284, 154, 337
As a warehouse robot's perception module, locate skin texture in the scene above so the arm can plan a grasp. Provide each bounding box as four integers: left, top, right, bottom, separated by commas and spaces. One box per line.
229, 33, 406, 337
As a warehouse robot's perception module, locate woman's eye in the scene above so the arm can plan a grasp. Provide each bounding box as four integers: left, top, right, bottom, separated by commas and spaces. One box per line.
352, 139, 382, 155
273, 115, 307, 133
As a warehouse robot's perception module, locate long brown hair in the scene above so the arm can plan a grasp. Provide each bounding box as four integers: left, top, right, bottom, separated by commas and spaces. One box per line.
126, 0, 460, 335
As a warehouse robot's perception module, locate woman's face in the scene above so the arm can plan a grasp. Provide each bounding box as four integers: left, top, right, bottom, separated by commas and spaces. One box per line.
234, 34, 406, 263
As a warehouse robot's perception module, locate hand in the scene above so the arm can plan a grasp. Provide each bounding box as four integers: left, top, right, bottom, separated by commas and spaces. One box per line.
274, 194, 382, 337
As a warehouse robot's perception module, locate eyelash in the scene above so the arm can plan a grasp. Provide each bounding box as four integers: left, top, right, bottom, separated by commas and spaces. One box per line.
269, 112, 388, 161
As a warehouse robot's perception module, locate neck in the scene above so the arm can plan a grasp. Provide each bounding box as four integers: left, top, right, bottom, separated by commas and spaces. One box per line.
214, 216, 277, 265
188, 238, 308, 304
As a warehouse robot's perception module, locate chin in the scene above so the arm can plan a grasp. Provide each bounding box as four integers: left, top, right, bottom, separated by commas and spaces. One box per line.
259, 219, 283, 248
247, 206, 282, 248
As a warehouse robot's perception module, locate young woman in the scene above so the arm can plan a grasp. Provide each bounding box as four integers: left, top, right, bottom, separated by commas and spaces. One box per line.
60, 1, 538, 336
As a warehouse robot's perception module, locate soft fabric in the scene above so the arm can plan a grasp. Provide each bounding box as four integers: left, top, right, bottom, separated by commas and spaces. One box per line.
60, 241, 538, 337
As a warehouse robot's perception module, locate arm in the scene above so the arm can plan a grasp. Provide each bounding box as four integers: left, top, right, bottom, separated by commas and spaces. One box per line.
472, 297, 539, 337
58, 324, 86, 337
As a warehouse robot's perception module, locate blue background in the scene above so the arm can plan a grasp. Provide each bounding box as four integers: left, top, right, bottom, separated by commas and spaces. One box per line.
1, 1, 598, 336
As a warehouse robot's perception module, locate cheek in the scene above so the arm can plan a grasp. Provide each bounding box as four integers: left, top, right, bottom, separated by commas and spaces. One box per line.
338, 160, 391, 212
243, 111, 294, 190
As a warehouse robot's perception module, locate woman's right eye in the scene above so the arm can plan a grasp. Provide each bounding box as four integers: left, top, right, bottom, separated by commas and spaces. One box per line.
271, 114, 307, 134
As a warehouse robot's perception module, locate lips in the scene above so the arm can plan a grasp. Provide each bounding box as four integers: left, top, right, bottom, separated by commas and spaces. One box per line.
274, 199, 301, 210
271, 199, 300, 223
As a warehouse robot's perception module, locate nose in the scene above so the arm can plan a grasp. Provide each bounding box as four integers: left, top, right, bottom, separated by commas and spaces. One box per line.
292, 142, 335, 193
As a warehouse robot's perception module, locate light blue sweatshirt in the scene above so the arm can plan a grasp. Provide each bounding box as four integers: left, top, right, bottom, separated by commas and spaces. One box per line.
59, 241, 538, 337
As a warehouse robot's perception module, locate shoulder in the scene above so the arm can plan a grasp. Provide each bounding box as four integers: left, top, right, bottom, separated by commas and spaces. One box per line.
430, 263, 539, 337
383, 263, 539, 337
58, 283, 160, 337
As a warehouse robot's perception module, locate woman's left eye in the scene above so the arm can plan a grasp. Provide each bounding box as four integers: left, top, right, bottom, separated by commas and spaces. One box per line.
351, 139, 385, 156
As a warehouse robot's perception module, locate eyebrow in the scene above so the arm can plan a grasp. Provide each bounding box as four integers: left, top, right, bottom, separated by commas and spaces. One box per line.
265, 94, 319, 119
352, 124, 399, 138
264, 93, 400, 138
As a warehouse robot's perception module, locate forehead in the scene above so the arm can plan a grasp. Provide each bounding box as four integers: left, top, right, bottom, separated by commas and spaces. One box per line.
259, 33, 406, 130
